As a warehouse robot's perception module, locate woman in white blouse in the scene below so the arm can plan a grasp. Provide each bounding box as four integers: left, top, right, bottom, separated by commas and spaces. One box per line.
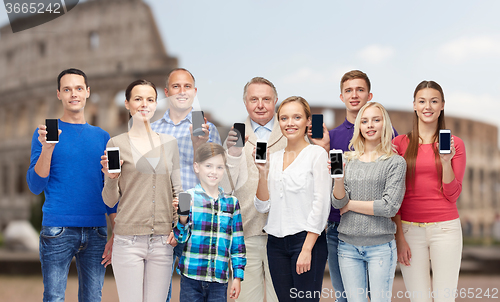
254, 96, 331, 302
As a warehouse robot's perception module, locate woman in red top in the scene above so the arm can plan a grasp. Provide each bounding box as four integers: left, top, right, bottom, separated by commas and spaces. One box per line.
393, 81, 466, 302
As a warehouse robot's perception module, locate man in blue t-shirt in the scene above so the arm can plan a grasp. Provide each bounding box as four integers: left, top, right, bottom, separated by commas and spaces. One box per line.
26, 68, 116, 302
309, 70, 398, 302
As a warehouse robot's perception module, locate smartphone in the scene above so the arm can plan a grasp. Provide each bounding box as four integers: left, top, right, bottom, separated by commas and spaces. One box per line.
255, 140, 267, 164
439, 129, 451, 154
311, 114, 323, 139
330, 150, 343, 178
192, 111, 205, 137
233, 123, 245, 147
178, 192, 192, 215
45, 119, 59, 143
106, 147, 121, 173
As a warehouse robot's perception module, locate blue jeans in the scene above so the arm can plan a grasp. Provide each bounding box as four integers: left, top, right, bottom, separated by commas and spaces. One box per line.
326, 222, 347, 302
39, 226, 107, 302
166, 242, 186, 302
338, 239, 397, 302
179, 275, 228, 302
267, 231, 328, 302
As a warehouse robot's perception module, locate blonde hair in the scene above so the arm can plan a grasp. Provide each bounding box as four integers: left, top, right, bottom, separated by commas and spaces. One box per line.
346, 102, 396, 161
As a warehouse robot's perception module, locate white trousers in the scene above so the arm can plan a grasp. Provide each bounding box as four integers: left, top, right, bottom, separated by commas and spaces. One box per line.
112, 234, 174, 302
236, 235, 278, 302
400, 218, 463, 302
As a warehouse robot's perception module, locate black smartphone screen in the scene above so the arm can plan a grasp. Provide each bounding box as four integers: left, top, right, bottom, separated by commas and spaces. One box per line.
192, 111, 205, 136
330, 152, 343, 176
178, 192, 191, 213
439, 131, 451, 151
45, 119, 59, 142
107, 150, 120, 170
233, 123, 245, 147
256, 141, 267, 161
311, 114, 323, 139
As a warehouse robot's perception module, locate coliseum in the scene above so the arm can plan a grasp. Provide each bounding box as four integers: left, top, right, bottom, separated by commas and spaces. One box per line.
0, 0, 498, 242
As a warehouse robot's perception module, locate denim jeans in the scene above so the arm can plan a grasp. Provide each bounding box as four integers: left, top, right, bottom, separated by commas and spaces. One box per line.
326, 222, 347, 302
267, 231, 328, 302
166, 241, 186, 302
338, 239, 397, 302
179, 275, 228, 302
39, 226, 107, 302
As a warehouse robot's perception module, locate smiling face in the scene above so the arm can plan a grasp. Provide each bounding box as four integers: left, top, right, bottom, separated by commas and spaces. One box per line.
413, 88, 444, 126
57, 74, 90, 114
359, 105, 384, 143
125, 84, 157, 122
194, 154, 225, 191
278, 101, 310, 140
244, 83, 278, 126
340, 78, 373, 117
165, 70, 197, 113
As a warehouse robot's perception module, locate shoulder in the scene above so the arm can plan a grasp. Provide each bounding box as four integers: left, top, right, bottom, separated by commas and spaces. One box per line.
393, 134, 408, 146
388, 154, 407, 166
329, 124, 343, 135
158, 133, 177, 143
452, 135, 465, 147
309, 144, 328, 157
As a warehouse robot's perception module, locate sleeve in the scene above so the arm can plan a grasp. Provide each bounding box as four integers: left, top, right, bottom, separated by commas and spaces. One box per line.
305, 148, 332, 234
253, 195, 270, 213
169, 138, 182, 222
102, 138, 121, 208
443, 136, 466, 203
208, 122, 222, 145
26, 128, 48, 195
373, 156, 407, 217
101, 132, 117, 215
331, 182, 350, 209
220, 137, 248, 193
230, 199, 246, 280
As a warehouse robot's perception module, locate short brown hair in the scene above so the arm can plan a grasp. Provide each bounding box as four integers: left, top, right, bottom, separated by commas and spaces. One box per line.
166, 68, 196, 86
340, 70, 371, 92
243, 77, 278, 101
194, 142, 227, 164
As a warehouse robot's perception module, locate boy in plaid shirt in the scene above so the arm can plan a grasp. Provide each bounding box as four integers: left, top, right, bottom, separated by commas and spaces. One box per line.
174, 143, 246, 301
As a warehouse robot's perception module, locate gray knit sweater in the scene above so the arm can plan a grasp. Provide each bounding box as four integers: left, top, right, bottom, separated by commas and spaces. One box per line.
332, 154, 407, 246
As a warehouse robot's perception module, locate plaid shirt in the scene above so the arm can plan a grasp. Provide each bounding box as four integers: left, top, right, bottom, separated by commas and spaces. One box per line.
174, 184, 246, 283
151, 109, 221, 191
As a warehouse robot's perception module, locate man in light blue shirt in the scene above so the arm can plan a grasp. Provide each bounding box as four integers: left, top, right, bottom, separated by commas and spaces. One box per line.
151, 68, 221, 301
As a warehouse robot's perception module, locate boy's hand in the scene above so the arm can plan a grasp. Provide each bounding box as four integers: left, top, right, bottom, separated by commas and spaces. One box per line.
229, 278, 241, 299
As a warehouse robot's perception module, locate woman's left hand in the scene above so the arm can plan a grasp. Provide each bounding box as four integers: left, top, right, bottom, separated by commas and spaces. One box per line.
296, 249, 312, 275
440, 136, 455, 163
339, 201, 350, 215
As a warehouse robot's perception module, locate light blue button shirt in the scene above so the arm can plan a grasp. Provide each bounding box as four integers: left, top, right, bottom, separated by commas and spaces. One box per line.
250, 117, 274, 141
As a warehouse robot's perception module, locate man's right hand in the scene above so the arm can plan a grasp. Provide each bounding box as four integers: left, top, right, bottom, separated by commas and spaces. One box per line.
37, 124, 61, 150
307, 123, 330, 153
226, 127, 248, 157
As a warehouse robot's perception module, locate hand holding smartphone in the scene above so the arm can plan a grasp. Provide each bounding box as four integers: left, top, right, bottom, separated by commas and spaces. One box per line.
178, 192, 191, 216
439, 129, 451, 154
45, 119, 59, 143
106, 147, 121, 173
255, 140, 267, 163
330, 150, 343, 178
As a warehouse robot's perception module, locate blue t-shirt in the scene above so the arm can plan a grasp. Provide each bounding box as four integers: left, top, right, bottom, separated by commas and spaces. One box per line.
328, 118, 398, 222
27, 120, 116, 227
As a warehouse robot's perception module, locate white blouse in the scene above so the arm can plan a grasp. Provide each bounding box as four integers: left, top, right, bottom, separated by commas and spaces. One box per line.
254, 144, 331, 237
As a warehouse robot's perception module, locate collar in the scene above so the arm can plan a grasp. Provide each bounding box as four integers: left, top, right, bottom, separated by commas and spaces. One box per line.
194, 183, 225, 199
250, 116, 274, 132
342, 118, 354, 129
161, 109, 193, 125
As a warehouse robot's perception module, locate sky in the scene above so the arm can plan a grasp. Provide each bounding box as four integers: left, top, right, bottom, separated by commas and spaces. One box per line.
1, 0, 500, 139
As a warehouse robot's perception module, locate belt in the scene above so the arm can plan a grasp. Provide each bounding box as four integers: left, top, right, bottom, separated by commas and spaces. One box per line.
401, 220, 437, 227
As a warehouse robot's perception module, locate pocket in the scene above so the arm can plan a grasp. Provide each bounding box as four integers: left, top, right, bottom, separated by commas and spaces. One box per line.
113, 235, 136, 246
95, 226, 108, 238
284, 171, 307, 192
402, 223, 410, 235
438, 219, 462, 233
40, 226, 65, 238
219, 212, 233, 234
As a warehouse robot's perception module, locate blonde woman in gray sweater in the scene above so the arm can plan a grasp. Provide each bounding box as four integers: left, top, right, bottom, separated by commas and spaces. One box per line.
101, 80, 182, 302
332, 102, 406, 302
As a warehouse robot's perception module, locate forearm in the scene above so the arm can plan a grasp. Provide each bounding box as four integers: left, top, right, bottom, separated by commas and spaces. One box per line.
255, 171, 269, 201
34, 147, 54, 178
392, 215, 405, 241
347, 200, 375, 215
301, 232, 319, 252
332, 179, 345, 200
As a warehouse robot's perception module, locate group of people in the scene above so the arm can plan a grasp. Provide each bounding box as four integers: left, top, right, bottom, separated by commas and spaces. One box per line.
27, 67, 466, 302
